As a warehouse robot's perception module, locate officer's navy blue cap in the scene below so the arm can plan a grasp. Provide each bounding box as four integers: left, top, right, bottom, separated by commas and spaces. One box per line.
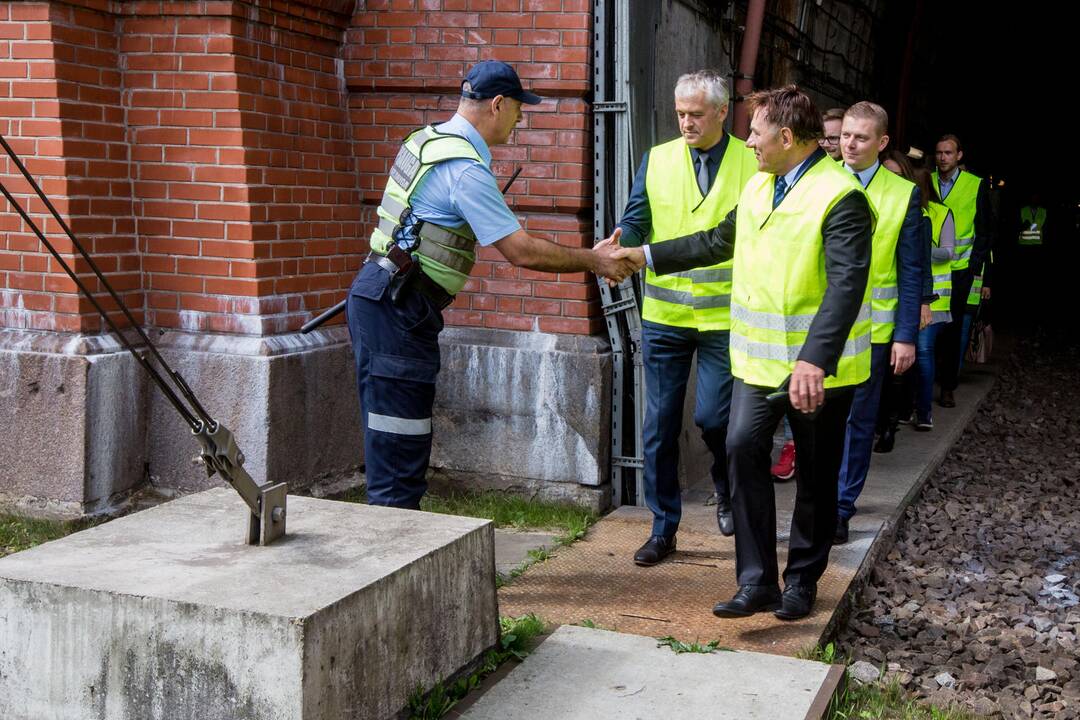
461, 60, 542, 105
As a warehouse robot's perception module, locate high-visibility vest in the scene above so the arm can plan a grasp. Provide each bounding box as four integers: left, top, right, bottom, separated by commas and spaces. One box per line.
932, 169, 982, 271
1019, 206, 1046, 245
369, 125, 483, 295
730, 156, 875, 389
925, 201, 953, 325
968, 250, 993, 307
864, 166, 916, 343
642, 135, 757, 330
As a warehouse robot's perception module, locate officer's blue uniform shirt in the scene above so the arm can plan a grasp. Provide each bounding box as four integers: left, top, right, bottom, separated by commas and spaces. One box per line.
403, 113, 521, 249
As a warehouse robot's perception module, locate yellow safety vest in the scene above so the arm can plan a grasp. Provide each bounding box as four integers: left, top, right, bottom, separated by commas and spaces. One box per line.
925, 201, 953, 324
642, 135, 757, 330
730, 155, 874, 389
1019, 206, 1046, 245
864, 166, 916, 343
932, 169, 982, 272
369, 126, 483, 295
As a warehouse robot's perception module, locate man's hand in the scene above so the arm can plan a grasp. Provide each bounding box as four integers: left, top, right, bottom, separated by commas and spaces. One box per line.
920, 303, 932, 330
789, 359, 825, 414
981, 286, 991, 300
592, 228, 643, 284
891, 341, 915, 375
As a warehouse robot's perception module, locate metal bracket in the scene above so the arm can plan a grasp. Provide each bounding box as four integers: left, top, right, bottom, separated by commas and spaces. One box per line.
193, 422, 288, 546
601, 297, 638, 317
612, 455, 644, 469
592, 101, 628, 113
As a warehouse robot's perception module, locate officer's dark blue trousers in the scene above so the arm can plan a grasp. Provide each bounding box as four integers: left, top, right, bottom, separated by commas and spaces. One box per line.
347, 262, 443, 509
836, 342, 891, 521
641, 320, 733, 538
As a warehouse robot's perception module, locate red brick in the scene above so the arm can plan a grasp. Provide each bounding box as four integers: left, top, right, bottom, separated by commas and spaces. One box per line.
538, 316, 592, 334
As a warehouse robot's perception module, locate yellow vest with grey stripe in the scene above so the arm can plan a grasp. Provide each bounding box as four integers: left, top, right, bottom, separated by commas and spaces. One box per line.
1019, 206, 1046, 245
932, 169, 981, 272
369, 126, 483, 295
967, 249, 992, 306
864, 166, 916, 343
925, 201, 953, 324
730, 157, 875, 389
642, 135, 757, 330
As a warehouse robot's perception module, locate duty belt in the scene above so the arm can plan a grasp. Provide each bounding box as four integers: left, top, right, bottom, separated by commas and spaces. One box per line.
368, 245, 455, 310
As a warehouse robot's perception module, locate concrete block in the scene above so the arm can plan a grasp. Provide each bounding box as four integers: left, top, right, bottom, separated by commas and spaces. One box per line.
0, 488, 498, 720
146, 327, 363, 496
432, 328, 612, 505
0, 330, 146, 517
459, 625, 836, 720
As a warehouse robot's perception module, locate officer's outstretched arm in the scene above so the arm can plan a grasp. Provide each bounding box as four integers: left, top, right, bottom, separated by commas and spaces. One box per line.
494, 227, 637, 282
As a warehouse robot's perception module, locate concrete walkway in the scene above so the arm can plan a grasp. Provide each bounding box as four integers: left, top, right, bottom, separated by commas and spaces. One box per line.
495, 361, 1000, 657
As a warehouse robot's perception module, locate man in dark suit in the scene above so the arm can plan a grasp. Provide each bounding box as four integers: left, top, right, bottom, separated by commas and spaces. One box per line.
612, 85, 873, 620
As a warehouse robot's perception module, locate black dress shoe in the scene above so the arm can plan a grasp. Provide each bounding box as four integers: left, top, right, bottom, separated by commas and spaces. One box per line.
716, 505, 735, 537
873, 426, 896, 453
939, 389, 956, 408
774, 584, 817, 621
712, 584, 782, 618
633, 535, 676, 566
834, 516, 849, 544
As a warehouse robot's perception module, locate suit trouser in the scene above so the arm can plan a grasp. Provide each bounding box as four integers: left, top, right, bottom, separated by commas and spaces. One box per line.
936, 267, 974, 391
347, 262, 443, 510
837, 342, 891, 521
726, 379, 855, 587
641, 321, 733, 538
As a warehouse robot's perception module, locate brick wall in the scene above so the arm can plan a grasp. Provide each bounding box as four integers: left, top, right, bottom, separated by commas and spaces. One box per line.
0, 0, 602, 337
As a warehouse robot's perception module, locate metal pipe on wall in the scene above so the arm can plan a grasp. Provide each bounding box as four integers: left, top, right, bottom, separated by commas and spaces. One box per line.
732, 0, 767, 139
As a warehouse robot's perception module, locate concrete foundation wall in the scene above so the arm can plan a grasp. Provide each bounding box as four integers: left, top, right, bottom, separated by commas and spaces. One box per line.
1, 326, 612, 517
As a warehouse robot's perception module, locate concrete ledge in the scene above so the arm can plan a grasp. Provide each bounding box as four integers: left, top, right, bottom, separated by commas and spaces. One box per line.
2, 325, 614, 517
457, 625, 836, 719
0, 329, 147, 518
0, 488, 499, 719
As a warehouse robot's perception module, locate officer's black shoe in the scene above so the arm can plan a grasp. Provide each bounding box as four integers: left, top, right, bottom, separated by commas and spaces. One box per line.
834, 516, 850, 545
633, 535, 676, 566
939, 389, 956, 408
873, 426, 896, 453
774, 584, 817, 621
712, 584, 782, 618
716, 504, 735, 537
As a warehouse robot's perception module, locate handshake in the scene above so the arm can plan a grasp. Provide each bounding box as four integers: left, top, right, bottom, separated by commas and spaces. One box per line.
591, 228, 647, 285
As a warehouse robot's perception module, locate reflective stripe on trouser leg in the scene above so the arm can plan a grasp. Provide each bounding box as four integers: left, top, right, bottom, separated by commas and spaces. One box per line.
347, 269, 442, 510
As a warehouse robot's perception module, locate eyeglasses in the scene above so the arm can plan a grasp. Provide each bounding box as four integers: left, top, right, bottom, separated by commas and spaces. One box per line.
822, 136, 840, 145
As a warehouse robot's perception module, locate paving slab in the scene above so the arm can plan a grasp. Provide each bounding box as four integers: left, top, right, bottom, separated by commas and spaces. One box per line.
494, 529, 560, 576
457, 625, 842, 720
0, 488, 498, 720
498, 365, 999, 655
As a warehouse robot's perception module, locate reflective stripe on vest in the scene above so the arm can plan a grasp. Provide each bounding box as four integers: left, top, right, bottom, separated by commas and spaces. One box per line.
925, 202, 953, 321
641, 135, 757, 330
1019, 206, 1046, 245
730, 156, 875, 389
865, 166, 915, 343
369, 126, 482, 295
933, 169, 981, 271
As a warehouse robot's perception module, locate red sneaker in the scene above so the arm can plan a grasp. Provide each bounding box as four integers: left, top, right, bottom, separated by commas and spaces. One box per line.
771, 441, 796, 481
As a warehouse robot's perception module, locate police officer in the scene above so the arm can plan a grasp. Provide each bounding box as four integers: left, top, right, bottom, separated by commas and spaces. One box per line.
614, 85, 874, 621
616, 70, 757, 565
348, 61, 636, 509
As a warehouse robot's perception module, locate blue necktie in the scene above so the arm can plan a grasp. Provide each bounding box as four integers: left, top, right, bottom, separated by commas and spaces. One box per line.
696, 154, 710, 196
773, 175, 787, 209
